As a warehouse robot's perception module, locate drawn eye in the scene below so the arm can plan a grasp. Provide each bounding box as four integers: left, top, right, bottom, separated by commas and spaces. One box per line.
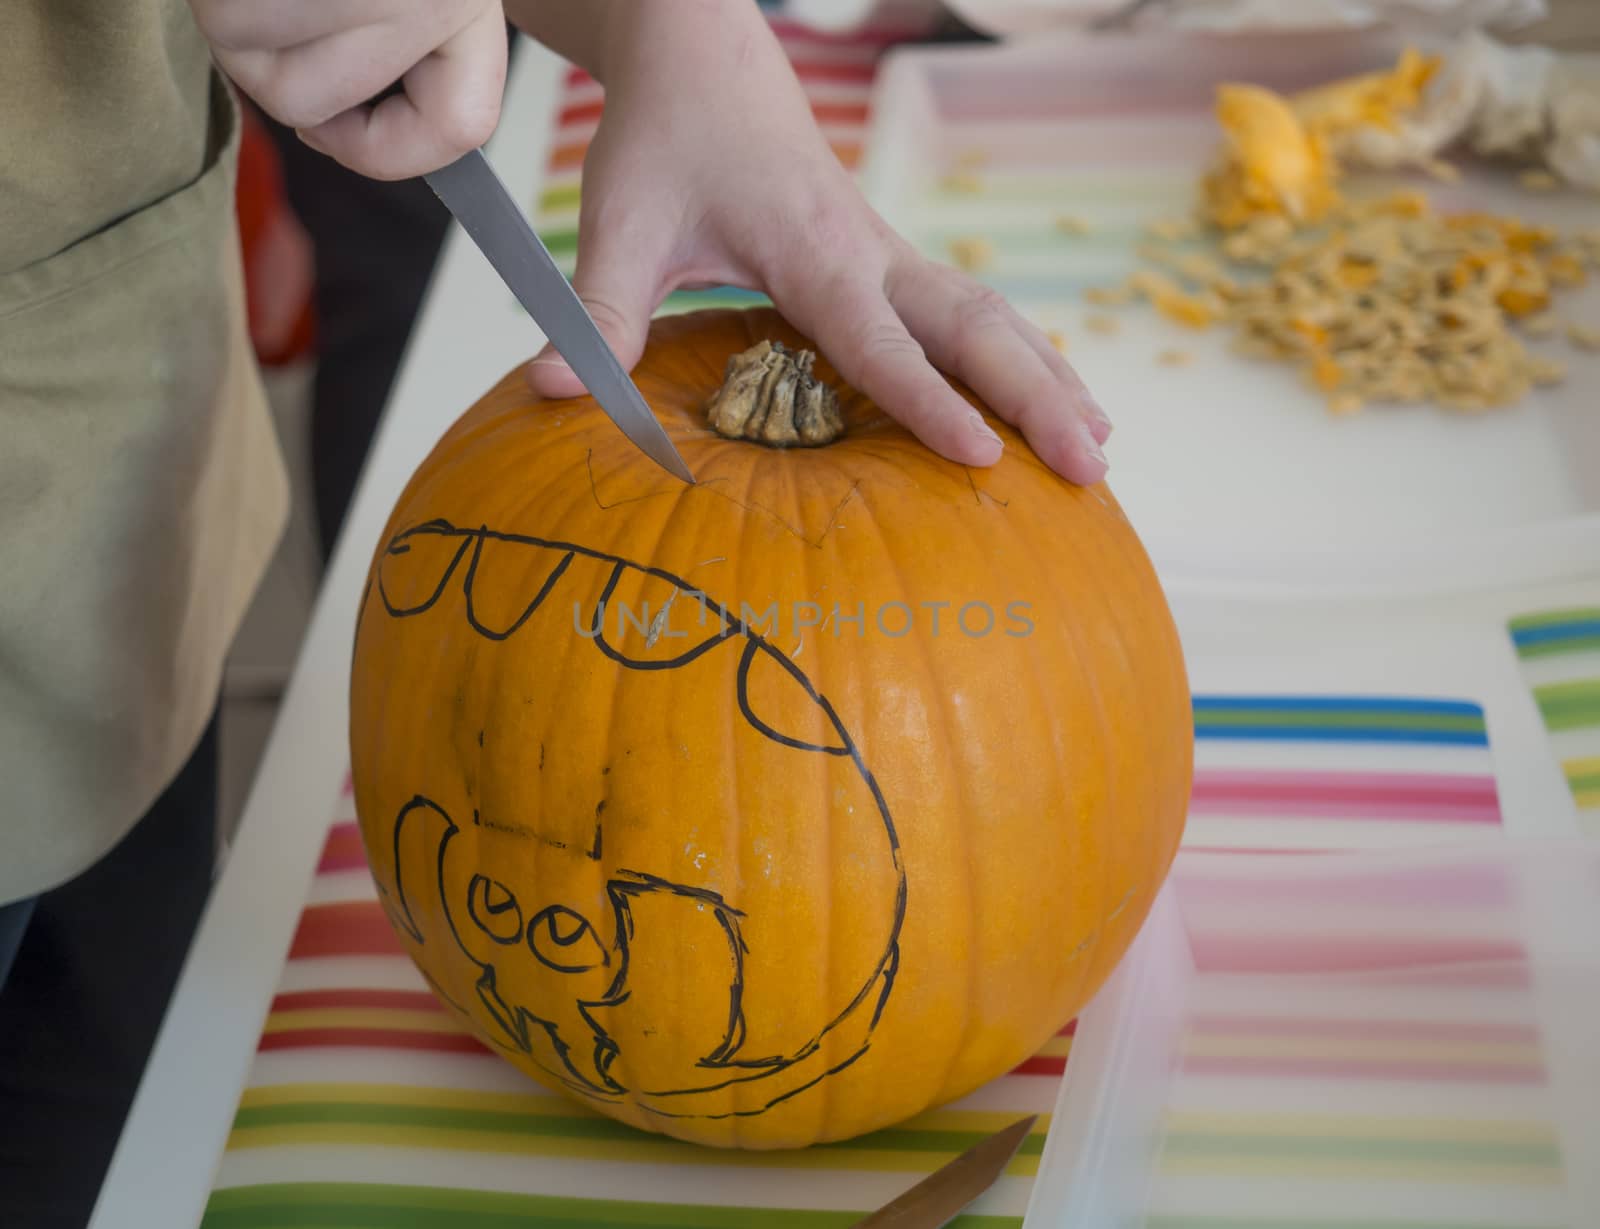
527, 905, 608, 973
466, 875, 524, 945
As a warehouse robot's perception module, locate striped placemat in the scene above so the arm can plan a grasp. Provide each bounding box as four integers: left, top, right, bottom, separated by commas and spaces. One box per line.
1189, 696, 1501, 854
1508, 608, 1600, 835
1143, 851, 1575, 1229
200, 688, 1505, 1225
201, 797, 1062, 1228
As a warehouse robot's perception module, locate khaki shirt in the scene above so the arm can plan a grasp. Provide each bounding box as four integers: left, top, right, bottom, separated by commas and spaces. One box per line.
1, 1, 288, 902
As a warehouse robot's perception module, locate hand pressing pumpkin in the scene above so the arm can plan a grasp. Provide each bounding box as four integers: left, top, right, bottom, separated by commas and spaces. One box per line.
199, 0, 1112, 484
510, 0, 1113, 486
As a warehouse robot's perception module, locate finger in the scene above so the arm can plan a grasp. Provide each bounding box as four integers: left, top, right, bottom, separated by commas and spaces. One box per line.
295, 9, 506, 178
889, 259, 1108, 485
219, 20, 433, 131
199, 0, 385, 54
987, 289, 1113, 445
524, 233, 673, 401
777, 266, 1005, 468
893, 259, 1108, 481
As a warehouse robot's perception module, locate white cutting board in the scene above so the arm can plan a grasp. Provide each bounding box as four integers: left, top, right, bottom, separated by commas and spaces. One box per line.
858, 31, 1600, 597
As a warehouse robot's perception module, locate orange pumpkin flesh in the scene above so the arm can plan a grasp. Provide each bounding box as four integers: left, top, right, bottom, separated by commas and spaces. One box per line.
349, 307, 1192, 1149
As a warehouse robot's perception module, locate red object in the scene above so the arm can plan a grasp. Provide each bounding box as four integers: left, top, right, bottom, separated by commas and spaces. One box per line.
258, 1028, 490, 1056
288, 901, 406, 960
234, 101, 317, 366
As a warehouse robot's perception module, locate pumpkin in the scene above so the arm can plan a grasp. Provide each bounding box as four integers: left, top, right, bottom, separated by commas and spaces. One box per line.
349, 306, 1192, 1150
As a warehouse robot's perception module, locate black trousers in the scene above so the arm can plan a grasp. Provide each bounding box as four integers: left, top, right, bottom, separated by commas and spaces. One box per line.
0, 713, 219, 1229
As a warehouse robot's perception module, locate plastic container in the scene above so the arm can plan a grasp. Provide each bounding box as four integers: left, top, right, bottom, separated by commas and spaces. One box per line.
856, 33, 1600, 599
1034, 839, 1600, 1227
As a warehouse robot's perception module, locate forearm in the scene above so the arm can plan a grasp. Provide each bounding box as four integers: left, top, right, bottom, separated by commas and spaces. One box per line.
508, 6, 1108, 482
503, 0, 788, 90
502, 0, 618, 80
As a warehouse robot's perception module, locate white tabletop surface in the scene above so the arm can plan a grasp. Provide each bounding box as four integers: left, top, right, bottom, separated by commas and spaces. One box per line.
89, 32, 1600, 1229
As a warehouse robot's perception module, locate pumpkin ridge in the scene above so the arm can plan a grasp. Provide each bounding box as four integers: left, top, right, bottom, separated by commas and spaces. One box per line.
1030, 485, 1177, 1000
1009, 487, 1118, 1025
577, 473, 678, 1101
726, 441, 825, 1126
1085, 528, 1157, 998
846, 477, 972, 1118
722, 450, 766, 1129
1042, 488, 1150, 1001
932, 481, 1029, 1106
795, 520, 833, 1140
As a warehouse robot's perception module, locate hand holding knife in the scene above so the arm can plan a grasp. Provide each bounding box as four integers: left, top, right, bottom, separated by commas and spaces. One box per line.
423, 147, 696, 485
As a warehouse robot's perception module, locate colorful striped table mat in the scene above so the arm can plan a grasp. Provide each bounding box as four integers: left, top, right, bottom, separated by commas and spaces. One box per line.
201, 794, 1062, 1228
529, 19, 899, 317
1188, 696, 1501, 854
1143, 850, 1579, 1229
1508, 608, 1600, 835
201, 688, 1503, 1225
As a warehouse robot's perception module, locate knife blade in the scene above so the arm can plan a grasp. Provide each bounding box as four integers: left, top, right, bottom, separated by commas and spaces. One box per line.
423, 148, 694, 484
850, 1115, 1037, 1228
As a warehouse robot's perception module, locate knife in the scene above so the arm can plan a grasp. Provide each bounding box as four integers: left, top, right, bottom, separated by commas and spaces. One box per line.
423, 148, 695, 484
850, 1114, 1037, 1228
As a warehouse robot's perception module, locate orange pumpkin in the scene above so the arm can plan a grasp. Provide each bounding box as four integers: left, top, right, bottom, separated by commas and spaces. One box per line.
349, 307, 1192, 1149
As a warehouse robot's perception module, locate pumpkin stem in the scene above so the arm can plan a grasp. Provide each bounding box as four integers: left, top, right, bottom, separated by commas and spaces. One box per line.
705, 340, 844, 446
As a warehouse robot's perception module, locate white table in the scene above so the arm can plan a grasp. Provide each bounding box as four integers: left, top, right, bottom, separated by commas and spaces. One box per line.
89, 32, 1600, 1229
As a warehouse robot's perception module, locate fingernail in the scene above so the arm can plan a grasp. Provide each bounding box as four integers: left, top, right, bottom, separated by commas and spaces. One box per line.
524, 350, 569, 392
968, 412, 1003, 447
1077, 417, 1107, 466
1085, 399, 1113, 443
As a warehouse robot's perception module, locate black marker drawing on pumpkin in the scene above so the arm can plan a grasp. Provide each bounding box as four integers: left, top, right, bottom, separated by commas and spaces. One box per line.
367, 520, 906, 1119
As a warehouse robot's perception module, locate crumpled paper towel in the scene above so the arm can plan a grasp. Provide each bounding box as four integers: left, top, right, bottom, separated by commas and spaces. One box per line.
1547, 58, 1600, 187
1328, 31, 1600, 188
944, 0, 1548, 37
939, 1, 1598, 189
1461, 30, 1560, 155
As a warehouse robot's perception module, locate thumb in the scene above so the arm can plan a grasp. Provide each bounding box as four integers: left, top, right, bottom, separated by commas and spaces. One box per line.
524, 249, 661, 401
